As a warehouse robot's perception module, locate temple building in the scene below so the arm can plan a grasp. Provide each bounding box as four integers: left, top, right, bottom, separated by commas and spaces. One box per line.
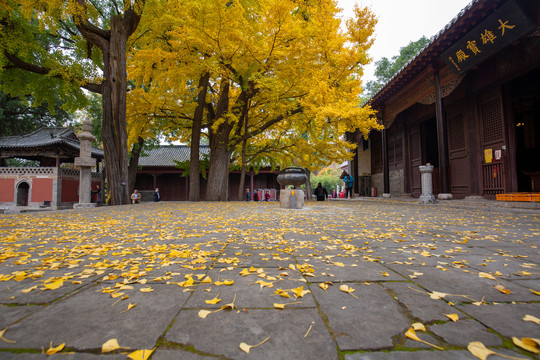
0, 127, 104, 210
135, 145, 280, 202
353, 0, 540, 201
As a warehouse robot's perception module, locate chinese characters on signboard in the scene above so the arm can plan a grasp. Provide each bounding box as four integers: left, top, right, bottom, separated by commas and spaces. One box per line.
442, 0, 535, 75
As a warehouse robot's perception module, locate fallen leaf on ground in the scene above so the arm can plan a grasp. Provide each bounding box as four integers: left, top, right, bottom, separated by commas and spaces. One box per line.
411, 323, 426, 332
127, 348, 155, 360
205, 293, 222, 304
273, 301, 301, 309
43, 278, 64, 290
405, 328, 443, 350
445, 313, 459, 322
46, 342, 65, 355
529, 289, 540, 296
478, 272, 496, 280
139, 287, 153, 293
494, 284, 511, 294
467, 341, 527, 360
101, 338, 130, 353
291, 286, 310, 298
0, 327, 16, 344
239, 336, 270, 353
513, 337, 540, 354
523, 314, 540, 325
339, 285, 359, 299
120, 303, 136, 313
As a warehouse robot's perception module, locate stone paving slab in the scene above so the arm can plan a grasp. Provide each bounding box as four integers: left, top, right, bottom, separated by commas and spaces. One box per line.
1, 200, 539, 359
166, 309, 338, 359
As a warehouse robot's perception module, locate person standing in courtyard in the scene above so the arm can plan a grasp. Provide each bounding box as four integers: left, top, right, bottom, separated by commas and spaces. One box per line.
153, 188, 160, 202
246, 189, 250, 201
343, 171, 354, 199
314, 182, 328, 201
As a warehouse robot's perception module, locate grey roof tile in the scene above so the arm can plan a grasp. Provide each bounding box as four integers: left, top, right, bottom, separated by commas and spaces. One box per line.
139, 145, 210, 167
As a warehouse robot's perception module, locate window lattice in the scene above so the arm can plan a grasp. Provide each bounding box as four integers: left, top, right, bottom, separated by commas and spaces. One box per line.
448, 114, 465, 150
481, 97, 503, 144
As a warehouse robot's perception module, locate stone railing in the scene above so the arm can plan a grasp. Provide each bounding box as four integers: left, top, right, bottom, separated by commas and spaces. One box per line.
0, 167, 57, 176
61, 168, 80, 178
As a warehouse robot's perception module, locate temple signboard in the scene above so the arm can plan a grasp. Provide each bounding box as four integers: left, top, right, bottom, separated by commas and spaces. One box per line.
442, 0, 536, 75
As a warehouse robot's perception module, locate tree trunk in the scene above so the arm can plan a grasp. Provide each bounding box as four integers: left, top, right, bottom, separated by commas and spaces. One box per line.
128, 136, 145, 195
99, 15, 133, 205
305, 168, 312, 200
189, 72, 210, 201
206, 79, 233, 201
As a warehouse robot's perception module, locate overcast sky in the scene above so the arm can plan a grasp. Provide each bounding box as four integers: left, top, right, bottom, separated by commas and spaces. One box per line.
336, 0, 473, 82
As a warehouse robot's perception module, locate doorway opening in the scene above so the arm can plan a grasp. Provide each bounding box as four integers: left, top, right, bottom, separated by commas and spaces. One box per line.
16, 182, 30, 206
510, 68, 540, 192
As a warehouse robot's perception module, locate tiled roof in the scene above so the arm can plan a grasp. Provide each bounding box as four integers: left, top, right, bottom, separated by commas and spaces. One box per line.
0, 127, 104, 158
138, 145, 210, 167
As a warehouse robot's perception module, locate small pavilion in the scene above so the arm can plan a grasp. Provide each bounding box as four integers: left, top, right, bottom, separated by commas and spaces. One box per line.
0, 127, 104, 211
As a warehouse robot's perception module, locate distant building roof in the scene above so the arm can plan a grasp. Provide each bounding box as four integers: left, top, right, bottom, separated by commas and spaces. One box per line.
0, 127, 104, 160
138, 145, 210, 167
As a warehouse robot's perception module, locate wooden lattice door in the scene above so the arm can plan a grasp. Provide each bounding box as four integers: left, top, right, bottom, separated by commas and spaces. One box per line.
479, 89, 506, 196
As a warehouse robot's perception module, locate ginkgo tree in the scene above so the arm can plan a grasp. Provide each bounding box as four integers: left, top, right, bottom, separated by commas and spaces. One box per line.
0, 0, 146, 205
128, 0, 380, 201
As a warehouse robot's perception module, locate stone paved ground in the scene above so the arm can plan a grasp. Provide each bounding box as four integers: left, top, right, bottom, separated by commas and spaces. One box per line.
0, 200, 538, 359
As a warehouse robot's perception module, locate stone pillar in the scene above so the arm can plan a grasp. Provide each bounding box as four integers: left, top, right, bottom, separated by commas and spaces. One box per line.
279, 189, 305, 209
419, 164, 436, 204
74, 118, 97, 209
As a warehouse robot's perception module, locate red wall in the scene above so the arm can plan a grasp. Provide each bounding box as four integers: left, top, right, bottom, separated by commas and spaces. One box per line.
0, 179, 15, 202
61, 178, 79, 202
32, 178, 53, 202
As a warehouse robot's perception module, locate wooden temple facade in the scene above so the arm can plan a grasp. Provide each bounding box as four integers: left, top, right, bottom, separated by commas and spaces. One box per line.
356, 0, 540, 200
135, 145, 280, 201
0, 128, 104, 210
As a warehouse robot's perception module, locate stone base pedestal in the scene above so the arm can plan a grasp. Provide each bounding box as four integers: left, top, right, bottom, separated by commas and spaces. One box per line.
73, 203, 96, 209
419, 194, 437, 204
437, 193, 453, 200
382, 193, 392, 198
280, 189, 305, 209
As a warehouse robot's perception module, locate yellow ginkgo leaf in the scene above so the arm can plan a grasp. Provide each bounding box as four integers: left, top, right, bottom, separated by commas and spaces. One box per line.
21, 285, 38, 294
43, 278, 63, 290
467, 341, 527, 360
127, 348, 155, 360
205, 293, 222, 305
494, 285, 511, 294
478, 272, 496, 280
239, 336, 270, 354
214, 279, 234, 286
101, 338, 130, 353
291, 286, 310, 298
513, 337, 539, 354
339, 285, 359, 299
273, 301, 301, 309
319, 283, 329, 292
198, 309, 215, 319
381, 271, 389, 277
0, 327, 16, 344
445, 313, 459, 322
429, 291, 449, 300
529, 289, 540, 296
46, 342, 65, 355
289, 264, 296, 271
411, 323, 426, 332
405, 328, 443, 350
239, 268, 250, 276
523, 314, 540, 325
139, 287, 153, 293
201, 276, 212, 283
120, 303, 136, 313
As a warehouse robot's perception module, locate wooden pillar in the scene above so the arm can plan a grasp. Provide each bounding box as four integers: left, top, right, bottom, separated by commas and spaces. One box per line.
434, 70, 452, 198
250, 171, 254, 195
152, 174, 157, 190
186, 174, 189, 201
382, 128, 390, 195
